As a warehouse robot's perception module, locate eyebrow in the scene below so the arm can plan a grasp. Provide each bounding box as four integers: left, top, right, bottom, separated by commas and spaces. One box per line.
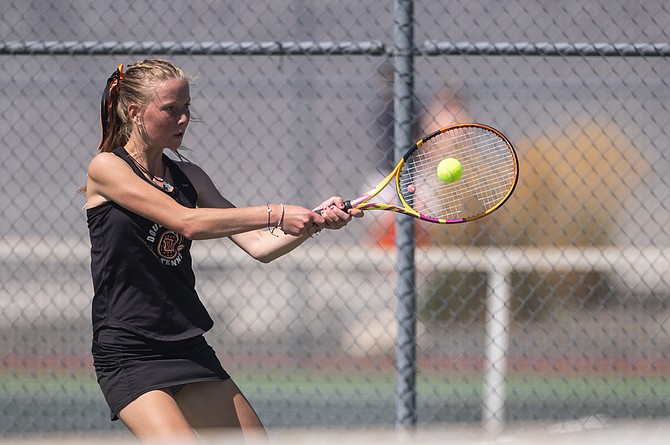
158, 97, 191, 108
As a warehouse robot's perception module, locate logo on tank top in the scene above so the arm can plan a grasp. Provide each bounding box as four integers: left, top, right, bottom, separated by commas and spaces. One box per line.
146, 223, 186, 266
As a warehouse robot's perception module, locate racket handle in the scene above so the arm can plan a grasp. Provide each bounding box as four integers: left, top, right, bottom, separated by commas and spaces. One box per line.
315, 200, 352, 215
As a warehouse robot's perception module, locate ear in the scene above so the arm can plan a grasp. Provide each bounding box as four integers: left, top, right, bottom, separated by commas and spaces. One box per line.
127, 103, 141, 122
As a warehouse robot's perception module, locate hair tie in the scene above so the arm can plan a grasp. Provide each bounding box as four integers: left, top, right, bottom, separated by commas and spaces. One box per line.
110, 63, 124, 88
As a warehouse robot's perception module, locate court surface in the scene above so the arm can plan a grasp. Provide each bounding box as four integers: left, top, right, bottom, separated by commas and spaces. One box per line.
3, 418, 670, 445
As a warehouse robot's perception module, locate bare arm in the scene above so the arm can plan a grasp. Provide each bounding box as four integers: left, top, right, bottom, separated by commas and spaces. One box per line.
86, 153, 324, 241
86, 153, 361, 263
178, 161, 362, 262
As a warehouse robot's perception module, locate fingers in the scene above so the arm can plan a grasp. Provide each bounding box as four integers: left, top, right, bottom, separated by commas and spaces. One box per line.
317, 202, 362, 230
279, 200, 361, 237
316, 196, 344, 211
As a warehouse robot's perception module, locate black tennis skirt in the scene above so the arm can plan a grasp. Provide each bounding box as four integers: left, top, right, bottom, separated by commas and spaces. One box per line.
92, 327, 230, 420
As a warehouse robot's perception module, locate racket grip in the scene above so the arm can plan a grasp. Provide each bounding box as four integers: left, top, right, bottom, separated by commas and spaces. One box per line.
315, 200, 352, 215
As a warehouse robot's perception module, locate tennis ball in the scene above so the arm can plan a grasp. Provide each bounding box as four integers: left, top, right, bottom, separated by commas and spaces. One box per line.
436, 158, 463, 184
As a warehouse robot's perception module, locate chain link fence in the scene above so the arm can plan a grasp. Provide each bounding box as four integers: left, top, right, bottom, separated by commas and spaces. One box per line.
2, 0, 670, 439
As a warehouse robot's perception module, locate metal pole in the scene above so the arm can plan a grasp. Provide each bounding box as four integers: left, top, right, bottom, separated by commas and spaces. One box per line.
393, 0, 417, 430
482, 264, 511, 433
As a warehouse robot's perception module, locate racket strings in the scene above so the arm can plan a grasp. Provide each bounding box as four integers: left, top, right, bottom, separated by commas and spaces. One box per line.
399, 126, 517, 221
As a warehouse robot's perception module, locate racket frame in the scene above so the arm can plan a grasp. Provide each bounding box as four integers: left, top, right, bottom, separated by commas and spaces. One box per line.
349, 123, 518, 224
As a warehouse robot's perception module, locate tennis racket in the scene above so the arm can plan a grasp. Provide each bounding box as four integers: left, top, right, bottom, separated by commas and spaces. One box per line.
321, 123, 518, 224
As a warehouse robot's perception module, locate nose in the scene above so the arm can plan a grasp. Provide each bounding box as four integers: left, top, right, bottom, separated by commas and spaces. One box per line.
178, 109, 189, 125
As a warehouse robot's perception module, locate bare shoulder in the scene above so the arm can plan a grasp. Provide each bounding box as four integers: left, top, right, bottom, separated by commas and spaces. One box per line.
86, 152, 130, 207
87, 151, 126, 177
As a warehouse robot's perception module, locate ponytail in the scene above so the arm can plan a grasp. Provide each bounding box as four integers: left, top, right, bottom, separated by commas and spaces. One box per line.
98, 64, 127, 152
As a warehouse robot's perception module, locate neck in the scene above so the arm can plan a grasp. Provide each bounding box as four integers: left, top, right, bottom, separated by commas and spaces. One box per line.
125, 149, 174, 193
124, 143, 164, 176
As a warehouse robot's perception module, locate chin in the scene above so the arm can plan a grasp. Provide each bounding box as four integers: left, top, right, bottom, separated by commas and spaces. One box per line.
167, 139, 183, 150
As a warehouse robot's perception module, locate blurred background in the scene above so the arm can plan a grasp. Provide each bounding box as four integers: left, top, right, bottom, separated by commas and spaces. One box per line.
2, 0, 670, 441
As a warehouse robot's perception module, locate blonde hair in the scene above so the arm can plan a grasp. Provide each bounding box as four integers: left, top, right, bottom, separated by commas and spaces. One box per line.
78, 59, 191, 194
97, 59, 191, 153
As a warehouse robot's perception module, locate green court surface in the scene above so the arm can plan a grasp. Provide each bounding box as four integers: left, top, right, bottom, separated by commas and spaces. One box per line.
2, 368, 667, 406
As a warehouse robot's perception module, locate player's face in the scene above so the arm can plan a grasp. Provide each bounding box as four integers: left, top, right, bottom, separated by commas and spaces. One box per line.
140, 78, 190, 150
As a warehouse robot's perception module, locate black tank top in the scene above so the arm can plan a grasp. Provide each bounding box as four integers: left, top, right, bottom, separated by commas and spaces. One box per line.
87, 147, 213, 340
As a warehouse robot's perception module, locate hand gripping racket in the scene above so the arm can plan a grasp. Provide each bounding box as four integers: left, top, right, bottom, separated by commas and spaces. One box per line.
322, 123, 518, 224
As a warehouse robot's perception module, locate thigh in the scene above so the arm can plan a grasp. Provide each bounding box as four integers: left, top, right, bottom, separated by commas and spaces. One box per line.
118, 389, 200, 444
175, 379, 267, 440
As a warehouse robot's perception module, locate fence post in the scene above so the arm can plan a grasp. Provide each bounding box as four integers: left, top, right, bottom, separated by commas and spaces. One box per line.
393, 0, 417, 430
482, 262, 511, 433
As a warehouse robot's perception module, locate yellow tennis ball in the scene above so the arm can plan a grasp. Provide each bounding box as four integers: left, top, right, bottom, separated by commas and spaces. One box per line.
437, 158, 463, 184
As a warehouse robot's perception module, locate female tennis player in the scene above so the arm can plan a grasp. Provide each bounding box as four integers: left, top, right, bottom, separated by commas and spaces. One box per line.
84, 59, 362, 443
